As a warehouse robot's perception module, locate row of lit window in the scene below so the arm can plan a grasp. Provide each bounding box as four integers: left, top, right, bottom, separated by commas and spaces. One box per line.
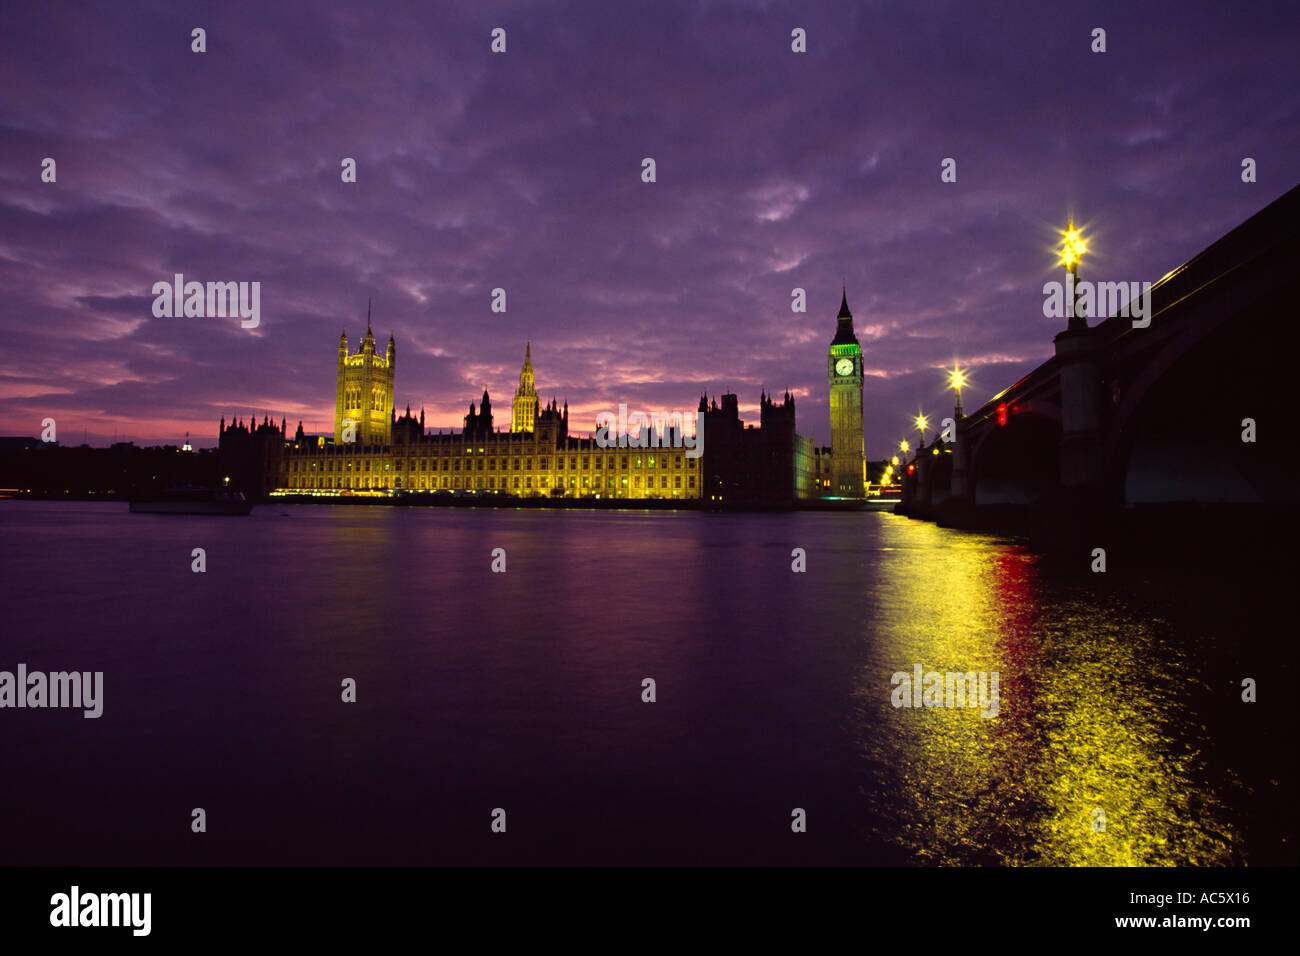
287, 474, 698, 491
340, 387, 386, 412
309, 441, 691, 456
288, 454, 696, 473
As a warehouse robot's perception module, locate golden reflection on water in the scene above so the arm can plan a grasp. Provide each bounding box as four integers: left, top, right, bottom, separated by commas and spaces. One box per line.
859, 518, 1239, 865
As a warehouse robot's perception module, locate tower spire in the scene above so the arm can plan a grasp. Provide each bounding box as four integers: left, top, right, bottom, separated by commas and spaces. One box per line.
366, 297, 372, 334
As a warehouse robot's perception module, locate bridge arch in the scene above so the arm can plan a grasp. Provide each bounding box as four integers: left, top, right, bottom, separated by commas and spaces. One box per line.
1111, 283, 1292, 505
969, 412, 1061, 505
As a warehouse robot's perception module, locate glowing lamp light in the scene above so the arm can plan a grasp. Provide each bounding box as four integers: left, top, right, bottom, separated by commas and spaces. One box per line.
1058, 217, 1088, 272
997, 403, 1008, 427
948, 363, 968, 418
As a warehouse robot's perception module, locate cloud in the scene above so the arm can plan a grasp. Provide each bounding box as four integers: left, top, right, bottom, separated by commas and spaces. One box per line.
0, 0, 1297, 455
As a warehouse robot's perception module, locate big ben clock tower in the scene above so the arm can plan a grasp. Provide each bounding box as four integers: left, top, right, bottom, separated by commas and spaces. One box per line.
828, 286, 865, 497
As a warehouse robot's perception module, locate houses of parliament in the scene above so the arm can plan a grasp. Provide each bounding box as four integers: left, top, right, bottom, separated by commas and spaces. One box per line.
220, 292, 869, 505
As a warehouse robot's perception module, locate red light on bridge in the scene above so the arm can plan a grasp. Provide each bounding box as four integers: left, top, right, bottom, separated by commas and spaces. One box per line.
907, 465, 915, 475
997, 403, 1008, 427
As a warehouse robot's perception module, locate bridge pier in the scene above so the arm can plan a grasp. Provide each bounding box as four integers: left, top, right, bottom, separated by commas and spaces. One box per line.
913, 442, 932, 516
1046, 321, 1118, 549
949, 417, 971, 501
897, 459, 915, 514
1054, 324, 1106, 492
933, 417, 975, 526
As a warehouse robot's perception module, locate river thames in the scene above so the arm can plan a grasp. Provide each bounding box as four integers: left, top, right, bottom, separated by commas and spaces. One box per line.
0, 501, 1292, 866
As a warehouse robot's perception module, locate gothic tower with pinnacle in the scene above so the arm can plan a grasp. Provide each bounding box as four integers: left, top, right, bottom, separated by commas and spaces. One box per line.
828, 286, 865, 497
335, 300, 395, 446
511, 341, 539, 433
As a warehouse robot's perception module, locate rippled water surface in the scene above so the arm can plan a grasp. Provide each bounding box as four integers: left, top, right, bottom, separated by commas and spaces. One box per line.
0, 501, 1291, 865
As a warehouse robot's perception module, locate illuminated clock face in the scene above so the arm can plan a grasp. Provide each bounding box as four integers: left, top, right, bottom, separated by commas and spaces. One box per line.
835, 358, 854, 377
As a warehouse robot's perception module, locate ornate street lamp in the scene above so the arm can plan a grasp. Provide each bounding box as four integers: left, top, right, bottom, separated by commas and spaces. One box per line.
947, 364, 968, 419
1058, 217, 1089, 329
913, 414, 929, 446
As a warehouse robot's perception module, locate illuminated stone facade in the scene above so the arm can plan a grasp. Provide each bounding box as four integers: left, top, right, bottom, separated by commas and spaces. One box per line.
270, 324, 848, 504
510, 342, 539, 433
334, 309, 395, 447
284, 341, 703, 500
827, 288, 865, 497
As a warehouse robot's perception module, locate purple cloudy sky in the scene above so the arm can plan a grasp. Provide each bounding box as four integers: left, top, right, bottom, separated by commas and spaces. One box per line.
1, 0, 1297, 457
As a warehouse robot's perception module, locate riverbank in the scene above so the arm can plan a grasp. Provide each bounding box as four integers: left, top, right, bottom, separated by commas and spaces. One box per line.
899, 497, 1300, 568
2, 490, 893, 513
